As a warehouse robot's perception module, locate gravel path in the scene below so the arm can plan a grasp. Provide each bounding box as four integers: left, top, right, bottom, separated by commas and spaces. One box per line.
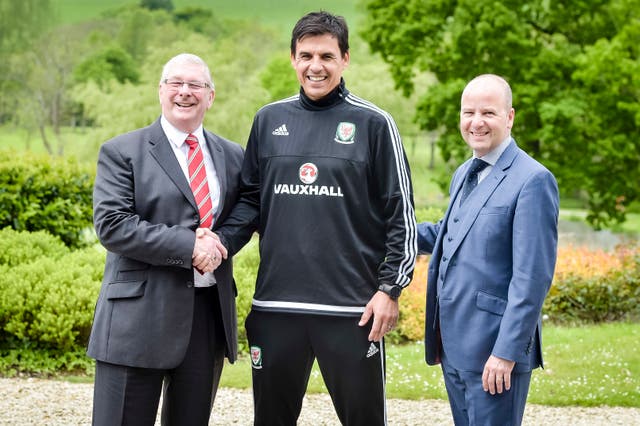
1, 378, 638, 425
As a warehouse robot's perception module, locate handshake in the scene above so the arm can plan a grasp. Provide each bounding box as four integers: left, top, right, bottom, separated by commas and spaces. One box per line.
192, 228, 228, 274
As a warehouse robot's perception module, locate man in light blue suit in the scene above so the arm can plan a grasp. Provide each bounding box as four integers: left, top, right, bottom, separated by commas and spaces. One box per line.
418, 74, 559, 425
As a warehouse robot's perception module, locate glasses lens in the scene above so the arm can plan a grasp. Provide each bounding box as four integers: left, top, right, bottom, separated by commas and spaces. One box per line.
165, 80, 207, 90
166, 80, 183, 88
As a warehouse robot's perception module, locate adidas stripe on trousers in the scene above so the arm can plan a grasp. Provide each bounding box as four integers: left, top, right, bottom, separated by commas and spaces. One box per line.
245, 310, 387, 425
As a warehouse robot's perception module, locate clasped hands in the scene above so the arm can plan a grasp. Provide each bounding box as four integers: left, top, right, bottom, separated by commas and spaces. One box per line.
192, 228, 228, 274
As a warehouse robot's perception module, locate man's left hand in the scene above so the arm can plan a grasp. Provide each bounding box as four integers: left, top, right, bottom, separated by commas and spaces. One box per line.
358, 291, 399, 342
482, 355, 516, 395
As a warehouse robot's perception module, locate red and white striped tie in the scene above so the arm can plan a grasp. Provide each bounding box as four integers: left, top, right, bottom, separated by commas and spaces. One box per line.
185, 134, 214, 228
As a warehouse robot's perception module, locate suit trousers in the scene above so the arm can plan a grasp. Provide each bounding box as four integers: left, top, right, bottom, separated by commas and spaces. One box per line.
92, 286, 226, 426
440, 352, 531, 426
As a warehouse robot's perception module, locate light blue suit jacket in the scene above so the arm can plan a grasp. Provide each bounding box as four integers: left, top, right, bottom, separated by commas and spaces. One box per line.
418, 139, 558, 373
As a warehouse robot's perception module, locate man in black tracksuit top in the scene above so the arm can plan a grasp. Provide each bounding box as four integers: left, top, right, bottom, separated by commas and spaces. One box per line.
216, 11, 417, 425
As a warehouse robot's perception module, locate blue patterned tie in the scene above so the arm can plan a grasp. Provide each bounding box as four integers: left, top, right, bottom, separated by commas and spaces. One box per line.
460, 158, 489, 205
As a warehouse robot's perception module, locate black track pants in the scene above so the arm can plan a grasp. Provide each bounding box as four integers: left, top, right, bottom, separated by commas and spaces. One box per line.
245, 310, 387, 426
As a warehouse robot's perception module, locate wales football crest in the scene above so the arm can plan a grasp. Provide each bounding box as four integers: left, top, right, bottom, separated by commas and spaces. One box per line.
334, 122, 356, 144
250, 346, 263, 369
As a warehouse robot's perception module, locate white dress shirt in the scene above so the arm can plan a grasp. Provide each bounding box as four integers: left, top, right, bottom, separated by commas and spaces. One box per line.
161, 116, 220, 287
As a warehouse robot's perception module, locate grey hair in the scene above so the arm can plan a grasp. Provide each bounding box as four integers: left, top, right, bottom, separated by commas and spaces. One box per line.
159, 53, 215, 90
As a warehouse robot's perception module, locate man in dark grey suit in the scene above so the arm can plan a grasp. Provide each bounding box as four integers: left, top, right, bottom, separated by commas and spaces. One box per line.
88, 53, 243, 425
418, 74, 559, 425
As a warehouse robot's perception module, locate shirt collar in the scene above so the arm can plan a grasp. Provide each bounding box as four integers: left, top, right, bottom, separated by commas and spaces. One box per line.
475, 136, 512, 166
160, 115, 205, 148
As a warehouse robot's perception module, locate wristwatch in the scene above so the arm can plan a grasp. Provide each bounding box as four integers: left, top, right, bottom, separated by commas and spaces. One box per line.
378, 283, 402, 300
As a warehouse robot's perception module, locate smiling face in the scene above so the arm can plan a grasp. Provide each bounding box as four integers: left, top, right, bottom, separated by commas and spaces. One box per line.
159, 62, 214, 133
459, 76, 515, 157
291, 33, 349, 101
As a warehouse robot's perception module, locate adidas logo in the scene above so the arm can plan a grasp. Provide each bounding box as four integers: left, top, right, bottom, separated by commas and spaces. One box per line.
366, 342, 379, 358
272, 124, 289, 136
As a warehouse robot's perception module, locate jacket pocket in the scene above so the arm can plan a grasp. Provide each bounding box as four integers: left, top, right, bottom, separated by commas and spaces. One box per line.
479, 206, 509, 215
115, 257, 150, 281
476, 291, 507, 315
107, 280, 146, 300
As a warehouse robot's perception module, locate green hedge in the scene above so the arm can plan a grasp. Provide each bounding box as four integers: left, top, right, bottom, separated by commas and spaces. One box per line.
1, 227, 639, 375
0, 151, 94, 248
0, 248, 104, 351
544, 259, 640, 324
232, 238, 259, 353
0, 229, 103, 375
0, 227, 69, 267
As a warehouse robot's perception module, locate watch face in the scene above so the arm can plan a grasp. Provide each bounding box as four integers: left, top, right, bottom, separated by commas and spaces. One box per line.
381, 284, 400, 299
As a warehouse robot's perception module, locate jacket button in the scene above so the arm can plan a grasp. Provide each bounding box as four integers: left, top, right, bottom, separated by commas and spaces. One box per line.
186, 281, 194, 288
442, 256, 448, 262
453, 217, 459, 223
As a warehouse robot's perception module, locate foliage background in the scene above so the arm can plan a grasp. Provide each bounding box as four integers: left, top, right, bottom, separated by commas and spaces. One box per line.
0, 0, 639, 407
362, 0, 640, 228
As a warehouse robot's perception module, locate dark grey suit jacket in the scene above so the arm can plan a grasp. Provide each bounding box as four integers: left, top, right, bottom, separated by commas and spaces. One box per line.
88, 117, 243, 368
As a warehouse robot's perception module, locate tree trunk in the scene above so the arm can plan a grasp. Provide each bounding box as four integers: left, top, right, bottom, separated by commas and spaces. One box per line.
429, 139, 435, 170
38, 124, 53, 155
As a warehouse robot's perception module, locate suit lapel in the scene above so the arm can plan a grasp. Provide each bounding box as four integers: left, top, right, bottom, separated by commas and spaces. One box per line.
147, 120, 198, 211
449, 140, 519, 256
203, 130, 227, 218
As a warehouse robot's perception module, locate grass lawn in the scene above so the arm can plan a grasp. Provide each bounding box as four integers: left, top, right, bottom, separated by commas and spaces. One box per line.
219, 322, 640, 407
0, 125, 101, 163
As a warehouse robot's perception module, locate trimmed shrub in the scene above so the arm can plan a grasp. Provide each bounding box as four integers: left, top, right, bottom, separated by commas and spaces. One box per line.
0, 227, 69, 267
0, 151, 94, 248
544, 245, 640, 323
2, 224, 637, 374
231, 238, 259, 354
389, 255, 428, 344
0, 348, 93, 377
398, 244, 640, 342
0, 247, 104, 352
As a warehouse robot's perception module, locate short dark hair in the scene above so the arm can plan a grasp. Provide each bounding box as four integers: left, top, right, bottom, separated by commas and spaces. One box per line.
290, 11, 349, 56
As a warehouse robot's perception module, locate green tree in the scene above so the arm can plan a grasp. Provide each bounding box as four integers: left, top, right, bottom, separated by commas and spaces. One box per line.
0, 0, 52, 123
75, 45, 140, 86
259, 55, 299, 102
140, 0, 173, 12
9, 26, 85, 155
117, 6, 174, 60
74, 17, 280, 147
361, 0, 640, 228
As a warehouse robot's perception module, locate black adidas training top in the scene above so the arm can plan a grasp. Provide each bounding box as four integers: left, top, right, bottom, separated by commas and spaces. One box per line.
218, 80, 417, 316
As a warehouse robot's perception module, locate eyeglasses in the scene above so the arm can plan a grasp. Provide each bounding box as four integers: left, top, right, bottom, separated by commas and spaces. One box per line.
163, 79, 210, 91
